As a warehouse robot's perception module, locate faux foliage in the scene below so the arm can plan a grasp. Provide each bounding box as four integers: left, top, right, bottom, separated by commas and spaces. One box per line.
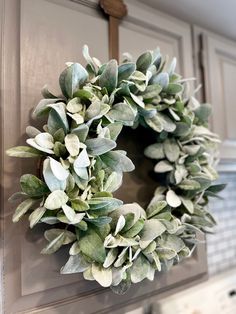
6, 46, 225, 294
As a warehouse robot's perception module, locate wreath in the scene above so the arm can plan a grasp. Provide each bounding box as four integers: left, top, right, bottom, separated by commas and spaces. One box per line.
7, 46, 224, 294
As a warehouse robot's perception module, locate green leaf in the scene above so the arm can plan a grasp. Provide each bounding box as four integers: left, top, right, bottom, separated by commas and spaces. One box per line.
43, 159, 66, 192
118, 62, 136, 83
107, 122, 123, 141
166, 190, 181, 208
158, 234, 185, 253
181, 197, 194, 214
26, 126, 41, 137
168, 57, 177, 76
71, 198, 89, 212
140, 219, 166, 249
151, 72, 169, 88
154, 160, 173, 173
44, 190, 68, 210
80, 229, 106, 263
157, 112, 176, 132
85, 216, 112, 226
99, 59, 118, 94
106, 103, 135, 124
144, 114, 163, 132
41, 85, 57, 99
114, 215, 126, 236
20, 174, 49, 197
165, 83, 183, 95
86, 138, 116, 156
66, 97, 83, 114
194, 103, 212, 123
8, 192, 28, 203
65, 133, 80, 156
62, 204, 85, 224
35, 132, 54, 149
74, 148, 90, 174
174, 122, 190, 137
6, 146, 43, 158
49, 157, 69, 181
142, 84, 162, 99
29, 206, 46, 228
82, 45, 96, 73
163, 138, 180, 162
136, 51, 152, 73
146, 200, 167, 218
103, 248, 118, 268
59, 63, 88, 98
104, 172, 122, 193
92, 264, 112, 287
122, 219, 144, 238
12, 198, 36, 222
47, 102, 69, 134
130, 93, 145, 108
206, 184, 226, 194
130, 254, 151, 283
41, 232, 65, 254
179, 179, 201, 190
144, 143, 164, 159
72, 124, 89, 142
53, 128, 65, 143
61, 253, 90, 274
88, 197, 122, 211
32, 98, 59, 119
44, 228, 76, 244
101, 151, 135, 172
26, 139, 54, 154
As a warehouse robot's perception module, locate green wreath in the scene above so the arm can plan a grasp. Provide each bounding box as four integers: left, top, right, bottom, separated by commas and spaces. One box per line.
7, 46, 224, 294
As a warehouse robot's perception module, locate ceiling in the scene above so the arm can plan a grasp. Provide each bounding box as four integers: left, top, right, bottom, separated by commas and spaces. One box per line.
138, 0, 236, 41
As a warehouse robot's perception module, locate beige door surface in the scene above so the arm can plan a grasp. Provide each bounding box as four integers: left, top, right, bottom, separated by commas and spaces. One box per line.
1, 1, 207, 313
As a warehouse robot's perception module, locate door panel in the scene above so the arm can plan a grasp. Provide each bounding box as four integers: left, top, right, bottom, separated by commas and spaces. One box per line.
194, 26, 236, 160
1, 1, 208, 313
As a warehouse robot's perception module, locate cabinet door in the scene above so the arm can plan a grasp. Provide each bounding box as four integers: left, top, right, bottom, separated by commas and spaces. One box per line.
1, 1, 207, 313
116, 0, 208, 302
197, 29, 236, 160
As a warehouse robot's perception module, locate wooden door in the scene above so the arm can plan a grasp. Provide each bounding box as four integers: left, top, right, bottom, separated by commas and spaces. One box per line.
1, 1, 207, 313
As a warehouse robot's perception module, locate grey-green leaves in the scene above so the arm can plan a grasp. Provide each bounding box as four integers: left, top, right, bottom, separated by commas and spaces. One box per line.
59, 63, 88, 98
99, 59, 118, 94
7, 45, 222, 293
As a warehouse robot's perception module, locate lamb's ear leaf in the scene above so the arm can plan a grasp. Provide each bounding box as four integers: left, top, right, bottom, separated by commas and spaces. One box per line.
139, 220, 166, 249
110, 278, 131, 295
92, 264, 112, 287
61, 253, 90, 274
41, 232, 65, 254
29, 207, 47, 228
44, 190, 68, 210
47, 102, 69, 134
136, 51, 152, 73
6, 146, 43, 158
65, 133, 80, 157
80, 229, 106, 263
166, 190, 181, 208
59, 63, 88, 98
100, 151, 135, 172
85, 138, 116, 156
118, 62, 136, 83
20, 174, 49, 197
99, 59, 118, 94
12, 198, 37, 223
